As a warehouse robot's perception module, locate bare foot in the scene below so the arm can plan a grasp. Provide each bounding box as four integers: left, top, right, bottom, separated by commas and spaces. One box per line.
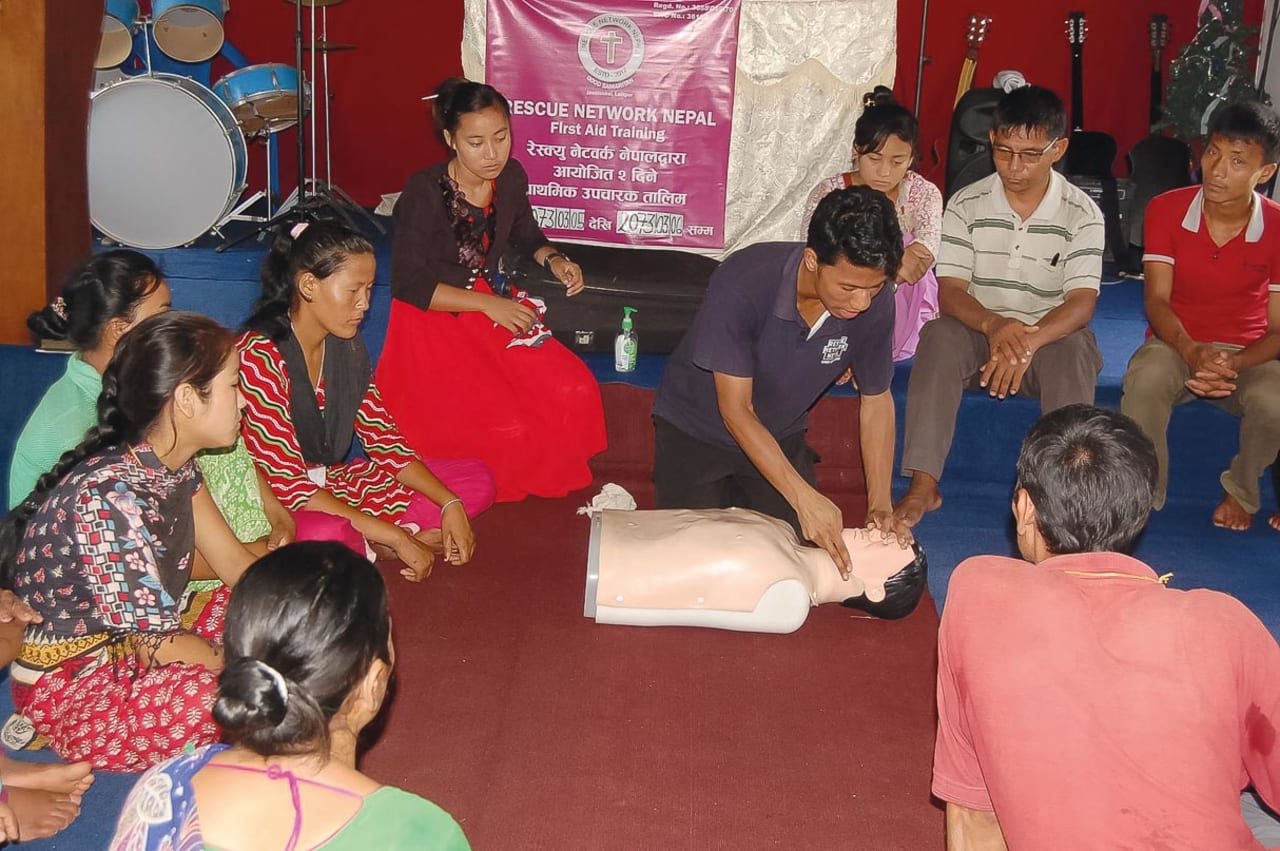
1269, 512, 1280, 533
5, 787, 81, 841
0, 757, 93, 799
1212, 493, 1253, 531
893, 473, 943, 529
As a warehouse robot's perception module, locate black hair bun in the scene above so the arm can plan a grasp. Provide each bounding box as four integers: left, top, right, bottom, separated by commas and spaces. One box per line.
863, 85, 897, 110
213, 657, 290, 734
26, 304, 70, 341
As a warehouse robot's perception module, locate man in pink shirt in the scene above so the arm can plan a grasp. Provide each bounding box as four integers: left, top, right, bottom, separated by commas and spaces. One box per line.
1121, 101, 1280, 532
933, 404, 1280, 849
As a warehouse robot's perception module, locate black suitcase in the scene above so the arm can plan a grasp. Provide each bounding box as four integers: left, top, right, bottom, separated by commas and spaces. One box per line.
504, 243, 717, 354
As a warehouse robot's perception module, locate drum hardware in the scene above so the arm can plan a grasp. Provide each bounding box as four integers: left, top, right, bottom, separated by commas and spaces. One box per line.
217, 0, 382, 252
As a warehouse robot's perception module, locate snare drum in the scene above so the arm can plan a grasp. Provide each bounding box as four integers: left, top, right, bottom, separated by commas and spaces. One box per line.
213, 63, 308, 136
88, 74, 248, 249
152, 0, 225, 63
96, 0, 139, 69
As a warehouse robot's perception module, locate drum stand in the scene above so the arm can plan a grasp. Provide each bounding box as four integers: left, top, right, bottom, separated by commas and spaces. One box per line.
217, 0, 379, 252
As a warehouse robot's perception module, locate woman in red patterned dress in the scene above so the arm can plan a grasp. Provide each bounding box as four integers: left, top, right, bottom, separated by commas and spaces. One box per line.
238, 221, 495, 582
377, 77, 607, 502
1, 312, 256, 771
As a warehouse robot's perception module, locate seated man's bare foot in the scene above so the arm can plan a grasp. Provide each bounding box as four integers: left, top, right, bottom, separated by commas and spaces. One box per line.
1212, 493, 1253, 531
5, 787, 81, 841
893, 474, 943, 528
0, 756, 92, 799
1269, 512, 1280, 533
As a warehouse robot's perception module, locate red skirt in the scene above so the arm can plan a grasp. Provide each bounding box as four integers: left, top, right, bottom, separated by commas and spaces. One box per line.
377, 294, 607, 502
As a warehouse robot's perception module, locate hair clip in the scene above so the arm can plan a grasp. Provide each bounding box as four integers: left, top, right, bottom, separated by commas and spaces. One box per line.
422, 93, 439, 101
51, 297, 67, 320
255, 660, 290, 704
290, 222, 310, 240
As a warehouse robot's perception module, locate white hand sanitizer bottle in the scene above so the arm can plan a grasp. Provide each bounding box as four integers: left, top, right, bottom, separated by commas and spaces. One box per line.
614, 306, 638, 372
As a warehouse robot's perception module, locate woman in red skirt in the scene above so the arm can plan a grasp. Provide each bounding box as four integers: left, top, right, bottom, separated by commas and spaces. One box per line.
378, 77, 607, 503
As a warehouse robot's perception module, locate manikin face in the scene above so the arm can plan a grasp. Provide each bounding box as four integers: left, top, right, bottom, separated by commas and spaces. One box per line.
836, 527, 915, 602
856, 134, 915, 195
190, 353, 245, 451
989, 126, 1066, 196
299, 253, 375, 340
445, 105, 512, 185
1200, 133, 1277, 205
804, 250, 888, 321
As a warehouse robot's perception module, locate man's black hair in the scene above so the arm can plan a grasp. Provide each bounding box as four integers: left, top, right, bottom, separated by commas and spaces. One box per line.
991, 85, 1067, 141
1015, 404, 1157, 555
1208, 101, 1280, 164
806, 185, 903, 278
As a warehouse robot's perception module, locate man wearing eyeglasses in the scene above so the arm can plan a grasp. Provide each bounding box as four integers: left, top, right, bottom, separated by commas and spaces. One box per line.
893, 85, 1104, 530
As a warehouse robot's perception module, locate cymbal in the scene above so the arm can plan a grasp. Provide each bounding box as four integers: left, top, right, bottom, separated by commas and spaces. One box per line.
302, 41, 356, 52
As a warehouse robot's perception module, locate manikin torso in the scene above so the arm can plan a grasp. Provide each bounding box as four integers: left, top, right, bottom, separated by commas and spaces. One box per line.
585, 508, 917, 634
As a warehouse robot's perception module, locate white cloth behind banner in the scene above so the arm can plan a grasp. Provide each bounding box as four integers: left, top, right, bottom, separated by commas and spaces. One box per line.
462, 0, 897, 257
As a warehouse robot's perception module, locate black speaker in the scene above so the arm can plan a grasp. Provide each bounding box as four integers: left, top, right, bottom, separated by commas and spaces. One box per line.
945, 88, 1003, 202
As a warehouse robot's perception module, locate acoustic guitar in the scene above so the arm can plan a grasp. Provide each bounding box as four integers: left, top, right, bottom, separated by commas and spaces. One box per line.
1126, 13, 1193, 259
954, 16, 992, 106
1063, 11, 1132, 270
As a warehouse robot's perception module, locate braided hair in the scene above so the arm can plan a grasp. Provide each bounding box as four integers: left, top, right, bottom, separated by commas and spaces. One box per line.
0, 312, 235, 585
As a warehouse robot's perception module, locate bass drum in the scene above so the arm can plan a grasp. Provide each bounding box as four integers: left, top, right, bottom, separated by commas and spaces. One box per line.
88, 74, 247, 249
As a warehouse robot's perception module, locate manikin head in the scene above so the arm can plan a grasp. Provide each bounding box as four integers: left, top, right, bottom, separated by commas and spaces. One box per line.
804, 186, 903, 320
1012, 405, 1157, 563
835, 528, 928, 620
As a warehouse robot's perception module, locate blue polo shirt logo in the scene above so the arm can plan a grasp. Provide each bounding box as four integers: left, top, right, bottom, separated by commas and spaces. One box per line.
820, 336, 849, 365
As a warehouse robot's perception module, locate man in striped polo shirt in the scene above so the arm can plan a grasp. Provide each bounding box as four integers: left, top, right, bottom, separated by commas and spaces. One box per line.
1121, 101, 1280, 532
893, 86, 1104, 529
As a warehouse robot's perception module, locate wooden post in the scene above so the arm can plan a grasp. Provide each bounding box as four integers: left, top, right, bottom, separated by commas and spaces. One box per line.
0, 1, 98, 345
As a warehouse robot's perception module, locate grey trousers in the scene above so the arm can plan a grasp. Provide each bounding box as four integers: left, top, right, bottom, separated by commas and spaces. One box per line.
901, 316, 1102, 481
1120, 337, 1280, 513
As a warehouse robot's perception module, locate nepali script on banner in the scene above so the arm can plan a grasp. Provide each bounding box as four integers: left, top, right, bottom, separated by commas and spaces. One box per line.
486, 0, 740, 251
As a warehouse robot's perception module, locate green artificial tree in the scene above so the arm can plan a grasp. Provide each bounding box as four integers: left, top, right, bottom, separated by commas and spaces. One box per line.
1159, 0, 1267, 145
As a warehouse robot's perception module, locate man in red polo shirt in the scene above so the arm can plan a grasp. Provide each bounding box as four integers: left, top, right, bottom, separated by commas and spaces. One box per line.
934, 405, 1280, 849
1121, 101, 1280, 531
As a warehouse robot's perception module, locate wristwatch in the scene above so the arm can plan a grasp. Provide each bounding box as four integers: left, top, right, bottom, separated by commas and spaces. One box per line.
542, 251, 569, 272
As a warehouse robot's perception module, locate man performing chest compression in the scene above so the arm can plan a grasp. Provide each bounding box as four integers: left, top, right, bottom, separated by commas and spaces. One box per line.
653, 186, 907, 577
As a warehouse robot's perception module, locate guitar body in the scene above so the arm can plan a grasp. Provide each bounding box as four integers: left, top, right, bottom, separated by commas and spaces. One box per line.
1063, 11, 1132, 270
945, 88, 1003, 200
1126, 135, 1192, 247
1125, 14, 1187, 254
1065, 130, 1117, 180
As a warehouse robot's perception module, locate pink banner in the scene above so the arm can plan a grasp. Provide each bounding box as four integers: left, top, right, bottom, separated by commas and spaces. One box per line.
486, 0, 740, 250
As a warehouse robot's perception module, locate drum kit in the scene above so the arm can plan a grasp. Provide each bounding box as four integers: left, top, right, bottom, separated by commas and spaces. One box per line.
88, 0, 372, 250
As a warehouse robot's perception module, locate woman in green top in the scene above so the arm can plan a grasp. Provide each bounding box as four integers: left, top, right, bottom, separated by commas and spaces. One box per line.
110, 541, 471, 851
7, 251, 312, 555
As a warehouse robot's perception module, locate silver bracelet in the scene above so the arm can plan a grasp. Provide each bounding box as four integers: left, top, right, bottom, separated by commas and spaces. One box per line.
438, 497, 464, 516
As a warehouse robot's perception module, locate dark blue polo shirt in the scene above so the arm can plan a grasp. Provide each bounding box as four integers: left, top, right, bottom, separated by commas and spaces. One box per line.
653, 242, 895, 448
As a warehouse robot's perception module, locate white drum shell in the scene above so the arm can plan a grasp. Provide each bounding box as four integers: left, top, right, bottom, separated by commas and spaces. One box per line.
88, 74, 247, 249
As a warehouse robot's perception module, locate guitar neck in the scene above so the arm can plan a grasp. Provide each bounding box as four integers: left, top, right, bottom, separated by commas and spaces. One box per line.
1149, 65, 1162, 126
1070, 46, 1084, 131
955, 57, 977, 106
